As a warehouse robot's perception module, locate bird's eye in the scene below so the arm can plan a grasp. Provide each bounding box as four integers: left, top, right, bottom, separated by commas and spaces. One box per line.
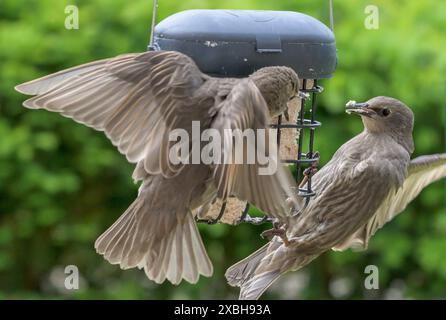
381, 108, 391, 117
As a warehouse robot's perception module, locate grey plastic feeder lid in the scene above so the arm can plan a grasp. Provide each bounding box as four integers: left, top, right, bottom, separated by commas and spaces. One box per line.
152, 9, 337, 78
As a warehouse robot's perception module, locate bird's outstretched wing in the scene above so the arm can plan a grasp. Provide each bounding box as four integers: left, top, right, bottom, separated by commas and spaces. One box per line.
333, 153, 446, 251
211, 80, 298, 220
15, 51, 212, 178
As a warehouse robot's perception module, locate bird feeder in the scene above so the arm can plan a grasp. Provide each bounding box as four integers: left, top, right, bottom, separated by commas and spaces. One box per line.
150, 9, 337, 225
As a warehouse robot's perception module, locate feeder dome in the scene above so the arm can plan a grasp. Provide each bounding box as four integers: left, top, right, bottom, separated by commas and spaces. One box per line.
152, 9, 337, 78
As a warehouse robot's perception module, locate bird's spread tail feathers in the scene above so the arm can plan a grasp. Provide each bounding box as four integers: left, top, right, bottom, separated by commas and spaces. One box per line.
225, 243, 282, 300
140, 213, 213, 284
95, 195, 212, 285
225, 243, 269, 287
226, 243, 283, 300
226, 242, 317, 299
225, 243, 281, 300
239, 271, 281, 300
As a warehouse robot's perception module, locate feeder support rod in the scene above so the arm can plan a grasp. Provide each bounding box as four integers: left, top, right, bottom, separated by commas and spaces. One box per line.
149, 0, 158, 49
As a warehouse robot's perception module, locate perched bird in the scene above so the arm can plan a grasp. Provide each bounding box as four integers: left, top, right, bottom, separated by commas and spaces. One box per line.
225, 96, 446, 300
15, 50, 300, 285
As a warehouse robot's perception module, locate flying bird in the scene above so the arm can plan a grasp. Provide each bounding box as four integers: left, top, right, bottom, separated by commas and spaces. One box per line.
225, 96, 446, 300
15, 50, 300, 285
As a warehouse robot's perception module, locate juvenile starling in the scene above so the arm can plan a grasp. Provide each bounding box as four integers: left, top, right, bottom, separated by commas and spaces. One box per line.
225, 96, 446, 300
15, 50, 300, 285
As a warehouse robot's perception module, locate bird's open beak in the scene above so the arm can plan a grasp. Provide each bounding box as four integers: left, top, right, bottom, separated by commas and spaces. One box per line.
345, 100, 375, 118
298, 91, 310, 99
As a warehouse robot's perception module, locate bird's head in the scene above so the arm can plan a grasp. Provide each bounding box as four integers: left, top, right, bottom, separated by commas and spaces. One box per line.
346, 96, 414, 153
250, 66, 302, 118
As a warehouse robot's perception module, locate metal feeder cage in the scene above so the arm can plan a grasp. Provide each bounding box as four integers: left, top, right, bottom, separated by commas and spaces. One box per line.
149, 9, 337, 225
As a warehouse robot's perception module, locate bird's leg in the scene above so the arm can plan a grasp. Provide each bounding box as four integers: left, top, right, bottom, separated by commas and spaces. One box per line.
261, 222, 293, 246
261, 228, 294, 246
298, 176, 309, 189
298, 151, 320, 188
260, 220, 279, 237
282, 236, 302, 247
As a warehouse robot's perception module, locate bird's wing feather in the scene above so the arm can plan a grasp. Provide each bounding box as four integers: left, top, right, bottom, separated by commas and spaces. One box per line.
14, 57, 125, 95
15, 50, 211, 178
366, 153, 446, 237
211, 79, 298, 220
334, 153, 446, 251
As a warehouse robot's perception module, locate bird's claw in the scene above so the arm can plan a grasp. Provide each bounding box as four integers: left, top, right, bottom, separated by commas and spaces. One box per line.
261, 225, 292, 247
298, 151, 320, 188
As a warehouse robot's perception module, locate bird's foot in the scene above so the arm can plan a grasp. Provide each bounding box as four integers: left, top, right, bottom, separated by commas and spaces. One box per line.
261, 225, 292, 247
298, 151, 320, 188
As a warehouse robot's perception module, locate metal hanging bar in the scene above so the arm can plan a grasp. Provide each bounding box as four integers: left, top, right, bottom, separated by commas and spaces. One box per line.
296, 79, 307, 189
148, 0, 158, 51
306, 79, 319, 198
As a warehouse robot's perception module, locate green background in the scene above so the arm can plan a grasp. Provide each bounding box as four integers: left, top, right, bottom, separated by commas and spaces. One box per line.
0, 0, 445, 299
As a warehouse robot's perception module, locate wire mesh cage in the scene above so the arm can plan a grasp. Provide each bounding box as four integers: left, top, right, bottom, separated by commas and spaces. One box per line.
150, 9, 337, 225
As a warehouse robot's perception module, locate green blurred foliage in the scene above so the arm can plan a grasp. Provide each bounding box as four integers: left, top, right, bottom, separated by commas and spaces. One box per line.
0, 0, 445, 299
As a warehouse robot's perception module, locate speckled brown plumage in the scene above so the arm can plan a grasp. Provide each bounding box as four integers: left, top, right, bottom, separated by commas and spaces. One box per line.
226, 96, 446, 300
